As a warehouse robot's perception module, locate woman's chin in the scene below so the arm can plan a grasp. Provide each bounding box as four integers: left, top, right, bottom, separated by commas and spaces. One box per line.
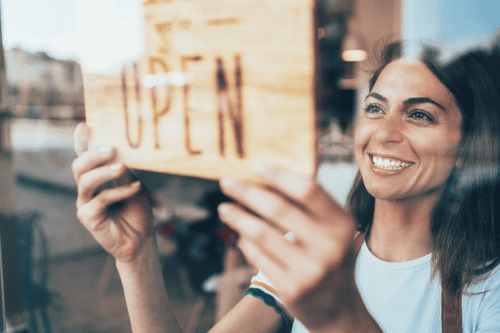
365, 185, 408, 201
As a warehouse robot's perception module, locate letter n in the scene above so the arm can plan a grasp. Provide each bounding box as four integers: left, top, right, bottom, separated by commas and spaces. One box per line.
216, 55, 244, 158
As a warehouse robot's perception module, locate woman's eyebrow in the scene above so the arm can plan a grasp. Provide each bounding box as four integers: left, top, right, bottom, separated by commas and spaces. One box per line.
404, 97, 446, 111
365, 93, 446, 111
365, 92, 387, 102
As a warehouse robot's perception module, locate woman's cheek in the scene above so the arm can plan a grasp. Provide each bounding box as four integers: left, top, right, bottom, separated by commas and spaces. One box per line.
354, 118, 375, 156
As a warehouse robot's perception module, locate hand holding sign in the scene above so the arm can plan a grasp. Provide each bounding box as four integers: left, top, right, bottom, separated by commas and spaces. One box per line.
217, 166, 378, 332
72, 123, 155, 263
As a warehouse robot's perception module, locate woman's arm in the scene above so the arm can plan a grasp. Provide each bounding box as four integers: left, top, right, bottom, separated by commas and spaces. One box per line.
115, 233, 284, 333
118, 243, 283, 333
210, 295, 284, 333
115, 237, 183, 333
72, 123, 181, 331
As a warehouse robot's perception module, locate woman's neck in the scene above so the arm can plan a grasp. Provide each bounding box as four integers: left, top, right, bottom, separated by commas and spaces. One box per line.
366, 194, 439, 263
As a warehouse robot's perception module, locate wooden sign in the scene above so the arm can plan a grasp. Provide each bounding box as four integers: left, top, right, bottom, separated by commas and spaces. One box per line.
82, 0, 317, 182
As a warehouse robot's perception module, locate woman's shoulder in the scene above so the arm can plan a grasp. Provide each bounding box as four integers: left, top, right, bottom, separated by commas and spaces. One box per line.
466, 262, 500, 296
463, 263, 500, 331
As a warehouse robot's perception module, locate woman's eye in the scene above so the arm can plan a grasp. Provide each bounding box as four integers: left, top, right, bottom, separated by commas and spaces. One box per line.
409, 110, 435, 123
364, 104, 384, 117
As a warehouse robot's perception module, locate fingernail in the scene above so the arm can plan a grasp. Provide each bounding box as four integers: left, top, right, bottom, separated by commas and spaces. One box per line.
220, 177, 239, 189
253, 162, 271, 175
284, 231, 296, 243
99, 146, 113, 154
131, 180, 141, 188
81, 125, 91, 138
218, 204, 230, 216
110, 163, 122, 171
81, 140, 89, 153
75, 123, 84, 132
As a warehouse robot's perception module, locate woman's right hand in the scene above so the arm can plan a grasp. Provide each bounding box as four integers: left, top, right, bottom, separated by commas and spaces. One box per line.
71, 123, 155, 263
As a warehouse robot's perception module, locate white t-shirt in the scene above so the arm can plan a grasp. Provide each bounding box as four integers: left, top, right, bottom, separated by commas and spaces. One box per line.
247, 241, 500, 332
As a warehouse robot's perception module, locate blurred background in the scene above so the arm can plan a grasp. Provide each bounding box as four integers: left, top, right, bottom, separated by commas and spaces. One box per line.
0, 0, 498, 332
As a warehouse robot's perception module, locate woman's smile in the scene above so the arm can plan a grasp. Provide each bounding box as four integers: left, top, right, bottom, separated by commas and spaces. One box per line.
369, 154, 415, 171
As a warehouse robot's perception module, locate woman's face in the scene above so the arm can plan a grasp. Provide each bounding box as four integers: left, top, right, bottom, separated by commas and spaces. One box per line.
355, 59, 463, 201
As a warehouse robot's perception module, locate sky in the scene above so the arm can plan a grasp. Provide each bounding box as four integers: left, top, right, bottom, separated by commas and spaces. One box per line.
1, 0, 144, 73
1, 0, 80, 60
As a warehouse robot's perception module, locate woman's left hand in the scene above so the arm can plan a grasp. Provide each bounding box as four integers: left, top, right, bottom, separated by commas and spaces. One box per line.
218, 165, 376, 333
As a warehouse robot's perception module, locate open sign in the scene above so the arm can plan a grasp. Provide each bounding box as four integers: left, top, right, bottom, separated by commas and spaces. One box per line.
82, 0, 317, 181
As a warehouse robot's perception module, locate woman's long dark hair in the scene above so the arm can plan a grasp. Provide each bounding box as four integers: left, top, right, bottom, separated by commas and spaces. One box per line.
347, 41, 500, 294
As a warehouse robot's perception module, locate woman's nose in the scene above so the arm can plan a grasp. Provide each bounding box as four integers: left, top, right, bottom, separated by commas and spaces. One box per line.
373, 113, 404, 144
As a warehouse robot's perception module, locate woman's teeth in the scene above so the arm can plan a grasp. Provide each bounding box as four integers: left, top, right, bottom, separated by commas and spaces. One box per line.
372, 156, 413, 170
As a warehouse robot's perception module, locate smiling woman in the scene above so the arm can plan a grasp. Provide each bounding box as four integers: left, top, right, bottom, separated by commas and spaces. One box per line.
347, 41, 500, 331
243, 42, 500, 332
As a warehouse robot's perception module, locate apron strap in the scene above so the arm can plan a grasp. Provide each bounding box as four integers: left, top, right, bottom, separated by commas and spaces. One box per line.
442, 287, 462, 333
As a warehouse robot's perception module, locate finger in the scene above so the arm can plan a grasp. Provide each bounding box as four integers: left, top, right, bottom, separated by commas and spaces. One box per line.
72, 145, 117, 183
219, 202, 346, 281
218, 203, 306, 268
77, 181, 142, 228
74, 123, 92, 157
252, 164, 349, 222
219, 177, 325, 243
220, 177, 354, 259
113, 166, 136, 187
237, 237, 290, 291
77, 162, 130, 205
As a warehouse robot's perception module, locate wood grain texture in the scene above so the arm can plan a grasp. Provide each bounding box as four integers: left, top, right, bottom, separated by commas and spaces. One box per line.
83, 0, 317, 182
